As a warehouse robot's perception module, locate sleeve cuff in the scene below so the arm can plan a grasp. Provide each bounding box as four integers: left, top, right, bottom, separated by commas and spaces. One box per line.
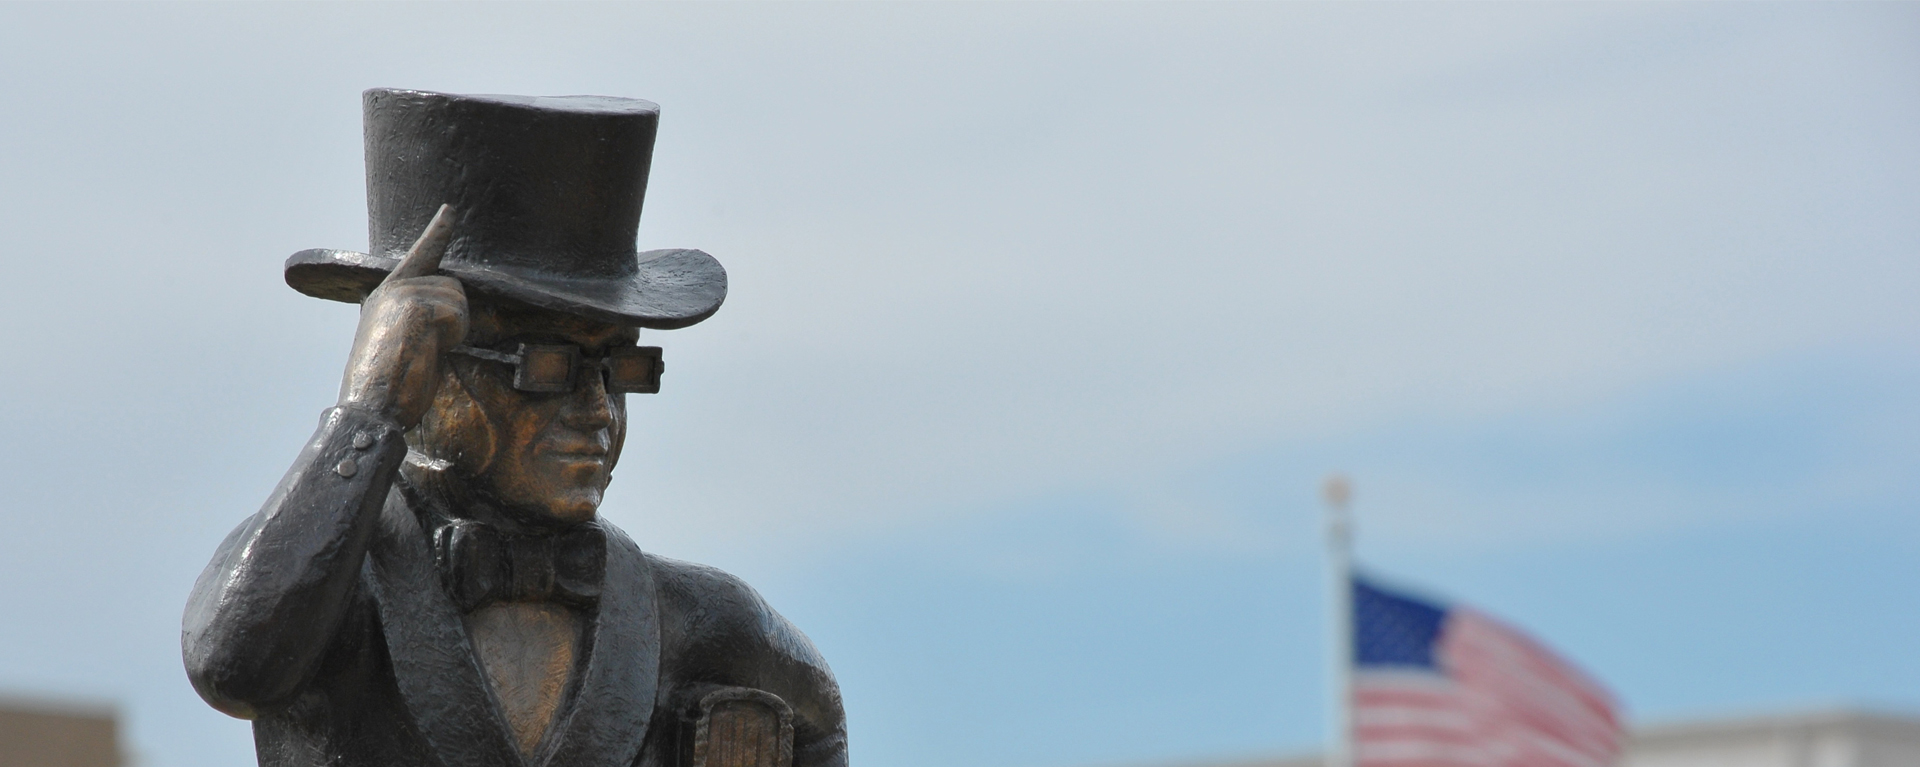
312, 405, 406, 482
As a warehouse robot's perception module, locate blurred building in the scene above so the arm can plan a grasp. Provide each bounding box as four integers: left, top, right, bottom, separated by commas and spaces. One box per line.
1626, 710, 1920, 767
1141, 709, 1920, 767
0, 696, 123, 767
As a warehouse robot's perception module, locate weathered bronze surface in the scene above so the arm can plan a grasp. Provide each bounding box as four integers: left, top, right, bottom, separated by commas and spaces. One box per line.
182, 90, 847, 767
467, 603, 582, 757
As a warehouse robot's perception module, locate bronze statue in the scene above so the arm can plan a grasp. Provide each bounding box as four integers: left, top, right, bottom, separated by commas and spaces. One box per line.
182, 89, 847, 767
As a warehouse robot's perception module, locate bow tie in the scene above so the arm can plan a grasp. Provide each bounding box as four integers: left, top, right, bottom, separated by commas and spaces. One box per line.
431, 519, 606, 612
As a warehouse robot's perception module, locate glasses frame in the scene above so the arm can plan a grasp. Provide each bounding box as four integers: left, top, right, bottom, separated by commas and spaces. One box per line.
449, 343, 664, 395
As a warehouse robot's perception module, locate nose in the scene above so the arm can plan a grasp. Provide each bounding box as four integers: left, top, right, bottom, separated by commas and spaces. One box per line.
559, 369, 616, 431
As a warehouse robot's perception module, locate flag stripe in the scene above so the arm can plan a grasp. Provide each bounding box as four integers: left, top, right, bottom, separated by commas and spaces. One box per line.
1352, 576, 1624, 767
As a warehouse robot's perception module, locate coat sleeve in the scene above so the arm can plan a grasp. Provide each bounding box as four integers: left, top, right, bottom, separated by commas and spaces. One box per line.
754, 607, 848, 767
181, 406, 408, 719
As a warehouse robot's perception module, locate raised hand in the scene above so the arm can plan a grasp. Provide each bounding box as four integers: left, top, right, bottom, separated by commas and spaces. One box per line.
338, 204, 469, 428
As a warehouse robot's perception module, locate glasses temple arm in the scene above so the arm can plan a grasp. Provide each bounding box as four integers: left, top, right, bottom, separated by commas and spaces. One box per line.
447, 345, 522, 364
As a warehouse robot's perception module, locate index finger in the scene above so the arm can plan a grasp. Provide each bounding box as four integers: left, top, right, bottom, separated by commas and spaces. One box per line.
382, 203, 457, 285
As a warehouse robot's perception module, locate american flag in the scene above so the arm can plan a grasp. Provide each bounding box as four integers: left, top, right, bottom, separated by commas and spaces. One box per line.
1351, 576, 1624, 767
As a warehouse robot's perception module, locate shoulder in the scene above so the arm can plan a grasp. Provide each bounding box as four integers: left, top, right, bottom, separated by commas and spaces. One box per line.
643, 553, 824, 664
646, 553, 769, 619
639, 551, 837, 690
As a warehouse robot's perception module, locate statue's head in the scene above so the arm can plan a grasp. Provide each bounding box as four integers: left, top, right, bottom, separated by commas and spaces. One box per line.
405, 298, 638, 525
279, 89, 728, 527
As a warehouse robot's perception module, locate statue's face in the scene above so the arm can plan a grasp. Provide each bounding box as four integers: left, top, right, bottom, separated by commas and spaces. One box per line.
411, 300, 638, 526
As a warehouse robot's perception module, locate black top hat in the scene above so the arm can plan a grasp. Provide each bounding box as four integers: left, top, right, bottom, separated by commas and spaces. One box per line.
284, 88, 726, 329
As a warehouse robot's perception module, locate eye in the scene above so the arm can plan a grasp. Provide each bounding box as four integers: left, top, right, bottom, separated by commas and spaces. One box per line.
603, 347, 663, 394
513, 344, 579, 393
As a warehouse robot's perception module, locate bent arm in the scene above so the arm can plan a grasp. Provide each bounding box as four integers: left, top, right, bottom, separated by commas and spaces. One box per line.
712, 575, 850, 766
655, 559, 850, 766
181, 406, 406, 718
757, 613, 849, 767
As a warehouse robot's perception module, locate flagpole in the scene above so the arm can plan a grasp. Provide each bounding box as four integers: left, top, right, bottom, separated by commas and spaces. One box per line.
1323, 474, 1354, 767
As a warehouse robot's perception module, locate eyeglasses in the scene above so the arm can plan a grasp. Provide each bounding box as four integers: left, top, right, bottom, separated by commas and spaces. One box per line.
449, 343, 664, 394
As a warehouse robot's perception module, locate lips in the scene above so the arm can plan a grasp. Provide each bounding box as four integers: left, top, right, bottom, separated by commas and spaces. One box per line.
540, 432, 611, 460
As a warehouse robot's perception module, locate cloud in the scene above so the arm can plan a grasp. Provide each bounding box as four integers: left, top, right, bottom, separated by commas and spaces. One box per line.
794, 346, 1920, 584
600, 1, 1919, 556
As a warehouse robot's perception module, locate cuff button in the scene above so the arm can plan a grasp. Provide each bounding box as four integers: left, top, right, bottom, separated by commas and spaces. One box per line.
335, 458, 359, 478
352, 432, 374, 450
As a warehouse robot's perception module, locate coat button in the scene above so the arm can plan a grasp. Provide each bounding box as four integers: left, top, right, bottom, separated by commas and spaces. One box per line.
335, 458, 359, 478
353, 432, 374, 450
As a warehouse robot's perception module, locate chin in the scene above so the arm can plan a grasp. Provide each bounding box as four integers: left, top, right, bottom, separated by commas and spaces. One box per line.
532, 486, 603, 524
485, 472, 604, 525
544, 501, 600, 524
502, 459, 609, 524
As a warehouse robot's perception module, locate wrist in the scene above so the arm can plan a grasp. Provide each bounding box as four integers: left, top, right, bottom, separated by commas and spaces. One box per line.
333, 398, 407, 429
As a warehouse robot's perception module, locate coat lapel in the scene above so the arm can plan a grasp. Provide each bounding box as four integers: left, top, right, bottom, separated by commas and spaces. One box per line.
367, 489, 525, 767
537, 523, 662, 767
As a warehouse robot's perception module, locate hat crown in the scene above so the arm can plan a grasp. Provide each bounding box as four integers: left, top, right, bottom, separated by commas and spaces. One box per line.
286, 89, 724, 329
363, 89, 661, 280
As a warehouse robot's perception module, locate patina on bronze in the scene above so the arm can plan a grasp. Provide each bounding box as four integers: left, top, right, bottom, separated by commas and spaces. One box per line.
183, 89, 845, 767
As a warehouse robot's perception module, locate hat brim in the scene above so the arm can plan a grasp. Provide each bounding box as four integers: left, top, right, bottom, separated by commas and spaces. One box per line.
284, 247, 727, 330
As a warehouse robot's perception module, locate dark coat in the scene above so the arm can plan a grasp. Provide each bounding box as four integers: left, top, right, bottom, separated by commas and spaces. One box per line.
183, 407, 848, 767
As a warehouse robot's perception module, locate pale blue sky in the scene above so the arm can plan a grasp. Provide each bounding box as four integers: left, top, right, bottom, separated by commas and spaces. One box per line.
0, 4, 1914, 767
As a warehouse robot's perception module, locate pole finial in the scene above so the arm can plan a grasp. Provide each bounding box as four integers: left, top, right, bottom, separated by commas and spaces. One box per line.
1323, 473, 1351, 511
